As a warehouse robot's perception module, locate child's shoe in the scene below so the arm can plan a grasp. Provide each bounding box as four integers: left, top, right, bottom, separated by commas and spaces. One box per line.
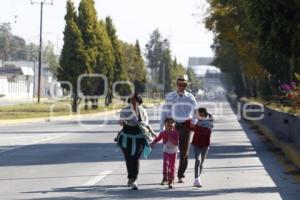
193, 178, 202, 188
168, 181, 174, 189
161, 177, 168, 185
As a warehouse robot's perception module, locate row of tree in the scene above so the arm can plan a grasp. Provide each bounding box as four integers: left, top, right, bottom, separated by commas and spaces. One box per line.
205, 0, 300, 99
59, 0, 147, 111
145, 29, 186, 94
0, 23, 58, 74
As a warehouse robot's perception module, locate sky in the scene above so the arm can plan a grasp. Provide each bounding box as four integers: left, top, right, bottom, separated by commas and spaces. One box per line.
0, 0, 214, 66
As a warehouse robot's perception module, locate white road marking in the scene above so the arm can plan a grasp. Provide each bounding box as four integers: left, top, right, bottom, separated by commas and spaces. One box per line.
83, 171, 112, 186
0, 133, 71, 154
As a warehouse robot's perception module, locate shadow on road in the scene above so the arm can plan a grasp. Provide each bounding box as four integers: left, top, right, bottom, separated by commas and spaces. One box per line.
2, 99, 299, 200
0, 141, 258, 166
21, 185, 279, 200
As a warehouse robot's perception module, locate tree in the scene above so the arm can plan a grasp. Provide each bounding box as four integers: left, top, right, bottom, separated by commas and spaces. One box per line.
78, 0, 114, 108
98, 20, 115, 106
105, 16, 125, 104
59, 0, 88, 112
205, 0, 300, 99
158, 48, 173, 94
0, 24, 27, 61
120, 41, 147, 93
171, 58, 186, 90
187, 67, 200, 93
133, 40, 147, 93
145, 29, 169, 83
244, 0, 300, 82
26, 43, 39, 61
0, 23, 11, 61
43, 41, 59, 76
205, 0, 265, 97
9, 35, 26, 60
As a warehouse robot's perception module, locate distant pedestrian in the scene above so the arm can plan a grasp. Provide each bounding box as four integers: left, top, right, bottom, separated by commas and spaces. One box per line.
116, 93, 153, 190
191, 107, 213, 187
151, 117, 179, 188
160, 74, 198, 183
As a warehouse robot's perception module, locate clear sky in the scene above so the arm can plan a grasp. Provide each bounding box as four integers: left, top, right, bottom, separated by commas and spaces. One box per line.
0, 0, 214, 66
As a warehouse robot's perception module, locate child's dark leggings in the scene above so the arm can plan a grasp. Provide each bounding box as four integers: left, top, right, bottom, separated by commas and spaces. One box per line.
193, 145, 209, 178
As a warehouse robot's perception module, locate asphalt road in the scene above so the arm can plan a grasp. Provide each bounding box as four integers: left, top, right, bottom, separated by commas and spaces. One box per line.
0, 97, 300, 200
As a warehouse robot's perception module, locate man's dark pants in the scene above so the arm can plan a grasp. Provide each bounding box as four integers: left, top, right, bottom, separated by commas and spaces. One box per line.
176, 122, 191, 179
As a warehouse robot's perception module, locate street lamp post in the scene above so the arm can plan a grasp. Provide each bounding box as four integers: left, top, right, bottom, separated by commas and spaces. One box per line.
30, 0, 53, 103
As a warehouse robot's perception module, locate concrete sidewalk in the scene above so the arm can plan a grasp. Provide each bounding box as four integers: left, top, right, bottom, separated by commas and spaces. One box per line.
73, 101, 300, 200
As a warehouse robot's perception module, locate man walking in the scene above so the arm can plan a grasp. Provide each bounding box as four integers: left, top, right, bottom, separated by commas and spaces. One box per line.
160, 74, 198, 183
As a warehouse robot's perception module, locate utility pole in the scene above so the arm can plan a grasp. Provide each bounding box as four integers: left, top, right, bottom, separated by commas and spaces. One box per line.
30, 0, 53, 103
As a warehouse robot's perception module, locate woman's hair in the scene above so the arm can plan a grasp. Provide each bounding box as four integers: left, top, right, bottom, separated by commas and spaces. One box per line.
127, 92, 143, 105
197, 107, 212, 118
164, 117, 175, 124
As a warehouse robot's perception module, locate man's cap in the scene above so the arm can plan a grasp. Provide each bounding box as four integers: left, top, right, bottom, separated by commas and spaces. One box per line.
176, 74, 189, 82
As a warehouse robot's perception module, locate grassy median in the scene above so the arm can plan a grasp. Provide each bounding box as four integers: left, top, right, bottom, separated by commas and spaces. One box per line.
0, 98, 162, 120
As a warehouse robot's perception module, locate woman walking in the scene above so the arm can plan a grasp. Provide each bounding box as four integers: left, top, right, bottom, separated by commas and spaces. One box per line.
116, 93, 152, 190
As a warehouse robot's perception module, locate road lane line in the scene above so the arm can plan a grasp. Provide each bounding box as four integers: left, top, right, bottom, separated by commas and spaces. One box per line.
0, 133, 71, 154
83, 171, 112, 186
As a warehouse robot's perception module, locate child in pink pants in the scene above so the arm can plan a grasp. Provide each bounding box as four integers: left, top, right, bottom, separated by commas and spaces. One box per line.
151, 117, 179, 188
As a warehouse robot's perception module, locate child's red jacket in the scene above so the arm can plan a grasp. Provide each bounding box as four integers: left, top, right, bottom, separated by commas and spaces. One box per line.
191, 125, 211, 148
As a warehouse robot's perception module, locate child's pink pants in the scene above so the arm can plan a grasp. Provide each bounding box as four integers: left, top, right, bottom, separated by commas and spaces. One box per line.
163, 152, 177, 181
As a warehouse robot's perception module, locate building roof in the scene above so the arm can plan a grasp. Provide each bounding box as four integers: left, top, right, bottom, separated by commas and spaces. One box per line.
0, 66, 33, 76
21, 67, 34, 76
188, 57, 214, 67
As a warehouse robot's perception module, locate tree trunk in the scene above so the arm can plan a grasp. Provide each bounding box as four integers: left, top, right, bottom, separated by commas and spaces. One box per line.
84, 98, 89, 110
245, 77, 251, 97
92, 98, 98, 109
72, 92, 78, 113
289, 36, 296, 82
253, 78, 257, 98
105, 91, 113, 107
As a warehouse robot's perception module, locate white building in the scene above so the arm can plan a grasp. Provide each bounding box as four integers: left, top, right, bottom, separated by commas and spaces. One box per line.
0, 66, 34, 98
0, 61, 63, 99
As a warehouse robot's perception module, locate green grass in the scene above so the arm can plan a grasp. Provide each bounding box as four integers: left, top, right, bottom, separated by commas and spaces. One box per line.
0, 98, 162, 120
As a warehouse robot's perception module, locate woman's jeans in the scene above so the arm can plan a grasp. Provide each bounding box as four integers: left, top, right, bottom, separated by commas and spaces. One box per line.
121, 138, 145, 181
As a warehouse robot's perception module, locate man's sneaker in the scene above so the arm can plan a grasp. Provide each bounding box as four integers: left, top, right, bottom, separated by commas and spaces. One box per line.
178, 178, 184, 183
193, 178, 202, 188
131, 182, 138, 190
127, 178, 134, 187
161, 178, 168, 185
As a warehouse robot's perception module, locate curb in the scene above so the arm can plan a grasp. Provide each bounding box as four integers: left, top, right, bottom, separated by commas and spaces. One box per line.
226, 94, 300, 169
252, 120, 300, 169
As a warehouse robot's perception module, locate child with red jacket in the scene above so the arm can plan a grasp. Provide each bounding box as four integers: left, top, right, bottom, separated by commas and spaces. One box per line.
150, 117, 179, 189
191, 108, 213, 187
